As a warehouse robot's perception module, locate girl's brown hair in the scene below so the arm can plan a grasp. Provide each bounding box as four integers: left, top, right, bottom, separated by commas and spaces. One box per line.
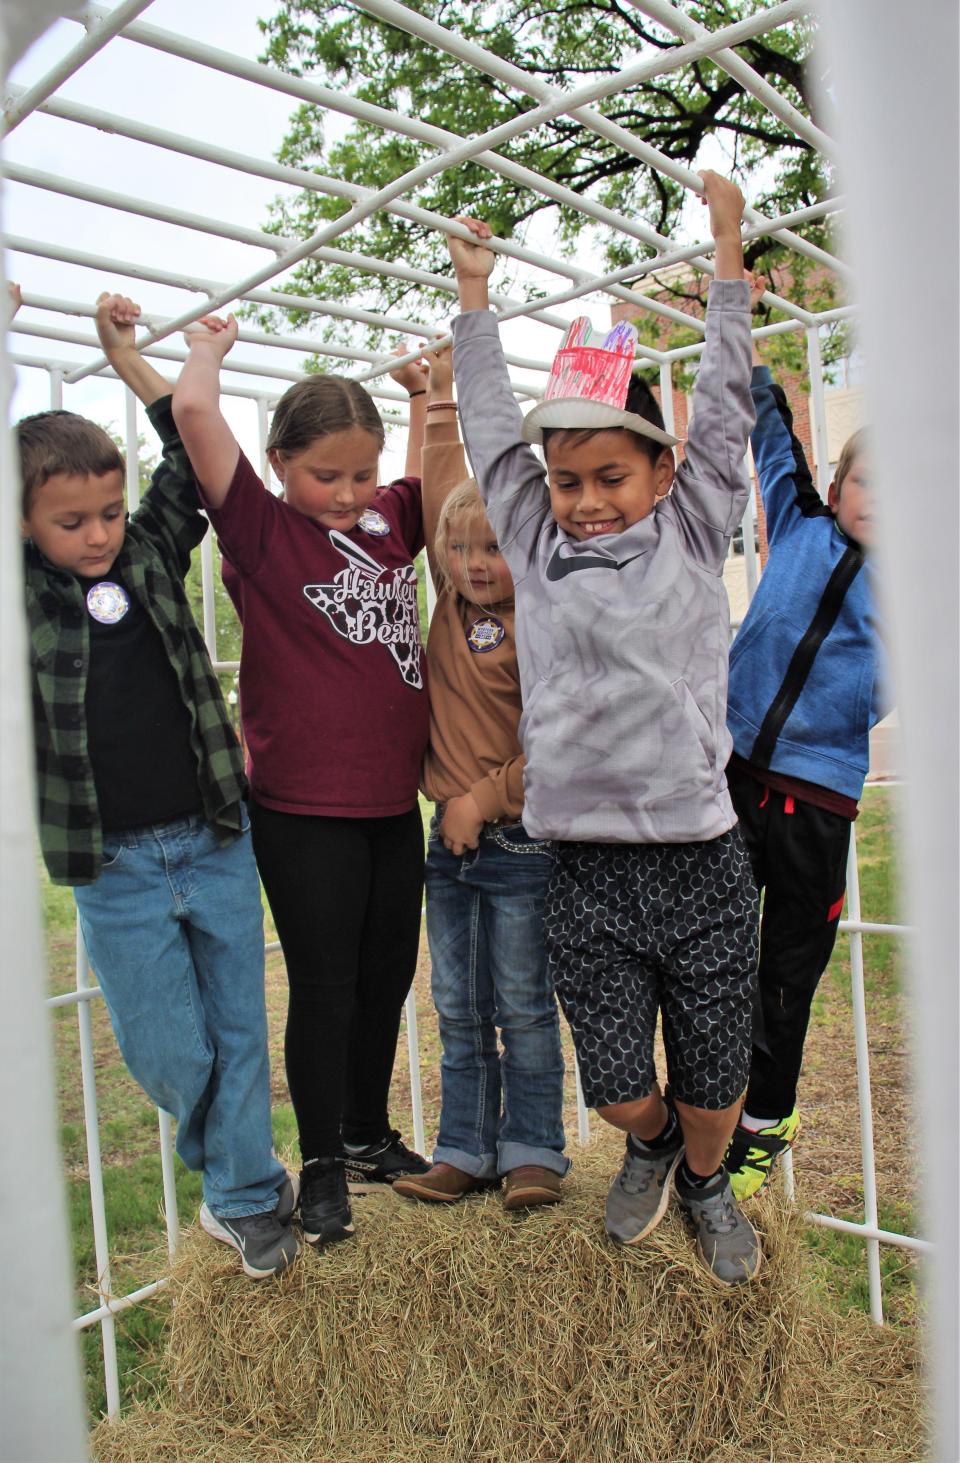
433, 477, 497, 598
833, 427, 866, 496
267, 374, 385, 457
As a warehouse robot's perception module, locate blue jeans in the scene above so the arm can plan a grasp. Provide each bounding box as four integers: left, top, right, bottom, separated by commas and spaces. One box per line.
74, 812, 285, 1218
425, 819, 569, 1179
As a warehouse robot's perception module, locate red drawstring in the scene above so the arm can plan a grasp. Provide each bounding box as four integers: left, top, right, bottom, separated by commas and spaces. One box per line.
784, 795, 795, 815
758, 787, 769, 809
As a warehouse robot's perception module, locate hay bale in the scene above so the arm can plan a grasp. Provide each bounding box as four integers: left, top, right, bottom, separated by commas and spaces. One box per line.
92, 1139, 922, 1463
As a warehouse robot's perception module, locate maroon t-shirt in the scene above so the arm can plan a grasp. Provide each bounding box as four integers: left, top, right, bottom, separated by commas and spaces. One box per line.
207, 451, 428, 817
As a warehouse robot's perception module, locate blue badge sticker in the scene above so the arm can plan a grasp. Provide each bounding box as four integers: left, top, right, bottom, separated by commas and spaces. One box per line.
466, 615, 506, 654
357, 508, 390, 537
86, 581, 130, 625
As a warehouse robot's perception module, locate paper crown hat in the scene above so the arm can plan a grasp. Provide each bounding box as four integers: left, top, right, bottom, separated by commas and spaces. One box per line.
521, 317, 679, 449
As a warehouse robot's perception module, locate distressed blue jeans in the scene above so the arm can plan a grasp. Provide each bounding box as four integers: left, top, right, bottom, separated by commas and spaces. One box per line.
425, 819, 569, 1179
74, 812, 285, 1217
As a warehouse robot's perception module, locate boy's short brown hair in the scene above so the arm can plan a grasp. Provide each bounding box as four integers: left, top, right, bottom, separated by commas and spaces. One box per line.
17, 410, 123, 516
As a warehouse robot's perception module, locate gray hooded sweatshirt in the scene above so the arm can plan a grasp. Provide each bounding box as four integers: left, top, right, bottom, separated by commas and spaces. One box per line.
452, 277, 755, 845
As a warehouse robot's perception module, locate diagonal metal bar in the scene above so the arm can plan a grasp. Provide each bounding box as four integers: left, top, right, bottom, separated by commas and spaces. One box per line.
1, 0, 154, 134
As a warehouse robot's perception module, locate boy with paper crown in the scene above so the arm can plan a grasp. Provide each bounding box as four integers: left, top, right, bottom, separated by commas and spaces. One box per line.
447, 171, 762, 1285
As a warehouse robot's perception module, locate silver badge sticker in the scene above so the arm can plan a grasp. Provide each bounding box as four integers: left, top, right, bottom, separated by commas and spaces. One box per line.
86, 581, 130, 625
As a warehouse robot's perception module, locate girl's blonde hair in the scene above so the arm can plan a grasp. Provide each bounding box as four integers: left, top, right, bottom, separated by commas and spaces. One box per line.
833, 427, 866, 496
267, 374, 385, 457
434, 477, 497, 597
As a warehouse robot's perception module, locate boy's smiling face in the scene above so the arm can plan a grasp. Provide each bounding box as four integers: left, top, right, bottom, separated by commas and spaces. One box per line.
544, 428, 675, 540
23, 468, 126, 576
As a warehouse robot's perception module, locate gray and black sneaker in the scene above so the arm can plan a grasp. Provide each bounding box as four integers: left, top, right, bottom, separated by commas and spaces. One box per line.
199, 1203, 300, 1279
604, 1134, 684, 1245
676, 1170, 763, 1286
275, 1168, 300, 1227
343, 1130, 430, 1192
300, 1157, 355, 1246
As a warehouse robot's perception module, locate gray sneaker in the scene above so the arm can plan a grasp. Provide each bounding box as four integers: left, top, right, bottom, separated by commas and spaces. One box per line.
604, 1136, 684, 1245
676, 1173, 763, 1286
200, 1203, 300, 1279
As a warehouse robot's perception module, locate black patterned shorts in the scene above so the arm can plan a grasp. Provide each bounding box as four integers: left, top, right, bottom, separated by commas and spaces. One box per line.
545, 829, 758, 1110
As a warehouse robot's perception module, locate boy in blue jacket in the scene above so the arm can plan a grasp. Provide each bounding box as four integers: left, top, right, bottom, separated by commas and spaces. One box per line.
724, 310, 882, 1200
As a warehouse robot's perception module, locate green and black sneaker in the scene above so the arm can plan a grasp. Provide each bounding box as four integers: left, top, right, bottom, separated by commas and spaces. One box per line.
726, 1109, 801, 1202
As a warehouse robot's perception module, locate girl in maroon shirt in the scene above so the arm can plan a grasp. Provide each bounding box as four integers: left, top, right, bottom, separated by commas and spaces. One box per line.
173, 315, 431, 1249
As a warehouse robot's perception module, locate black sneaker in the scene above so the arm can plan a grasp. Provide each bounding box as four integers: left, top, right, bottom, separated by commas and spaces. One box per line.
300, 1157, 355, 1247
199, 1203, 300, 1279
342, 1130, 430, 1191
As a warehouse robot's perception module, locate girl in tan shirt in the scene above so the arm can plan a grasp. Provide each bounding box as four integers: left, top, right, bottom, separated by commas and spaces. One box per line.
393, 344, 569, 1210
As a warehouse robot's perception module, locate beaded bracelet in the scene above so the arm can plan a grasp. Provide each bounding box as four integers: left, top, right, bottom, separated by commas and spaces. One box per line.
426, 399, 457, 412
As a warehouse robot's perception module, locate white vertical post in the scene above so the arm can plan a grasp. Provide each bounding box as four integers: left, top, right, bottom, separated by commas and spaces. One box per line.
573, 1053, 590, 1145
814, 5, 958, 1451
49, 365, 63, 408
741, 466, 759, 599
199, 531, 218, 661
404, 989, 425, 1157
257, 395, 270, 486
124, 384, 139, 511
158, 1109, 180, 1258
658, 360, 675, 438
845, 828, 883, 1324
0, 8, 90, 1456
75, 923, 122, 1413
805, 325, 830, 498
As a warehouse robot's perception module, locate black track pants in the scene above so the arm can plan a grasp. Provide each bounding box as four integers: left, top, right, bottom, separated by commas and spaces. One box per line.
250, 801, 424, 1161
727, 762, 851, 1118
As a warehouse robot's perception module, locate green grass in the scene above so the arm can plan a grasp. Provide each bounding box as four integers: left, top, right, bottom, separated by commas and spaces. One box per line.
45, 785, 917, 1423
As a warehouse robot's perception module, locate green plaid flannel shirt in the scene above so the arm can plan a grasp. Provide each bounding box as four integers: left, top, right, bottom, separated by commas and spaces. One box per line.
24, 395, 247, 886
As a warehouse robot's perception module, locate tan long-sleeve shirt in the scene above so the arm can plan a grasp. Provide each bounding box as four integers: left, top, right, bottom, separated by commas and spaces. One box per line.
420, 414, 525, 823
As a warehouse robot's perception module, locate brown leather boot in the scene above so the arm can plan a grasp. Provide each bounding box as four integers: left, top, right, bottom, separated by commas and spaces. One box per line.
502, 1165, 563, 1211
393, 1162, 486, 1203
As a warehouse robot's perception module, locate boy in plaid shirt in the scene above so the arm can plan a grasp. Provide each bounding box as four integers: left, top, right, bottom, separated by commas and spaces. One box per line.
16, 288, 297, 1279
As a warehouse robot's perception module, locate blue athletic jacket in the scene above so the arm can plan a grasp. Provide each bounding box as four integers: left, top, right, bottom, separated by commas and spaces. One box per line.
726, 365, 882, 801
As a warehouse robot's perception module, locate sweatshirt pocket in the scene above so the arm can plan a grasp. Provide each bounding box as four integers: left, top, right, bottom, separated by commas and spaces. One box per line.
671, 677, 715, 766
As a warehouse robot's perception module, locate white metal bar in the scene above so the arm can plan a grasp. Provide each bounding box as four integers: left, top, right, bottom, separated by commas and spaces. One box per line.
199, 531, 217, 662
404, 990, 426, 1158
1, 0, 154, 134
741, 462, 760, 598
157, 1109, 179, 1258
48, 364, 63, 407
257, 396, 270, 488
124, 385, 139, 510
9, 349, 278, 402
75, 921, 122, 1415
806, 324, 832, 495
46, 984, 103, 1008
658, 361, 676, 438
574, 1055, 591, 1145
805, 1211, 932, 1254
73, 1277, 168, 1332
845, 828, 885, 1324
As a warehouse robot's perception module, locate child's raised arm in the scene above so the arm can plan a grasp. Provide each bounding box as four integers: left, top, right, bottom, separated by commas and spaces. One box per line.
419, 338, 465, 585
447, 216, 496, 314
95, 293, 170, 408
171, 314, 240, 506
387, 345, 429, 479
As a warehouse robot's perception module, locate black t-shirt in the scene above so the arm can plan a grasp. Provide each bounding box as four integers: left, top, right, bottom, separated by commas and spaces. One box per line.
81, 573, 201, 832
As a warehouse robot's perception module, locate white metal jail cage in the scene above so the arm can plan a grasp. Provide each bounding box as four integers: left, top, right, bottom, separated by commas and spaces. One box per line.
1, 1, 955, 1457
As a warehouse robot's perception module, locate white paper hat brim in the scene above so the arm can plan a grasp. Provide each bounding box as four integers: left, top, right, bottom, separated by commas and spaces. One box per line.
521, 397, 680, 449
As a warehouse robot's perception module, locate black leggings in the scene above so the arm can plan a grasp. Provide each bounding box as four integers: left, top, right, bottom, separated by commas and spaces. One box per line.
250, 801, 424, 1161
727, 763, 851, 1117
